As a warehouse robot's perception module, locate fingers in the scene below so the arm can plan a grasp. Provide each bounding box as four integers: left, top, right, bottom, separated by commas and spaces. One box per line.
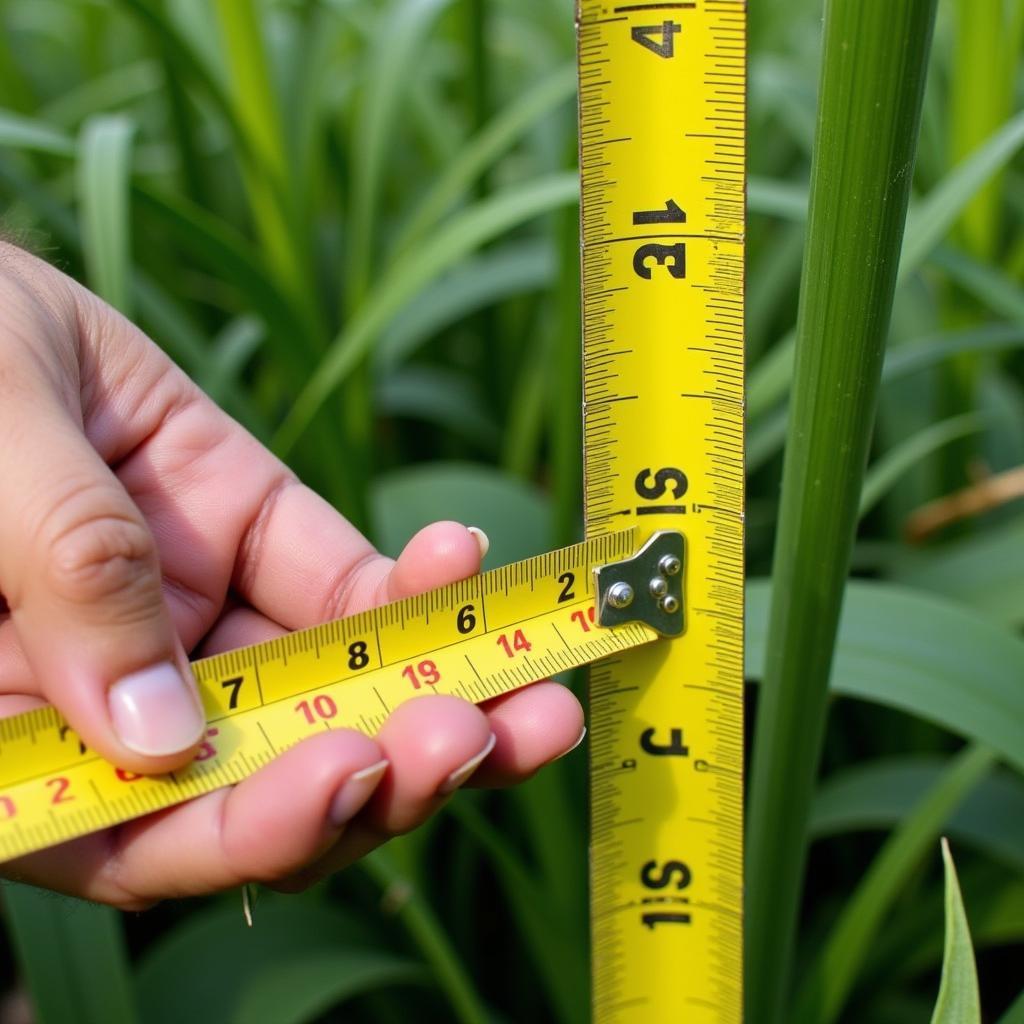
0, 278, 204, 773
3, 729, 388, 904
465, 681, 585, 787
275, 685, 585, 888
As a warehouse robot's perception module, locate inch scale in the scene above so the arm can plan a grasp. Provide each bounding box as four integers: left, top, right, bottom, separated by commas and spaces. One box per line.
577, 2, 745, 1021
0, 3, 744, 1021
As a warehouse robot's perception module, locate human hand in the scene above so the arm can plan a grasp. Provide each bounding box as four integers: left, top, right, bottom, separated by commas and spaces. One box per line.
0, 243, 584, 906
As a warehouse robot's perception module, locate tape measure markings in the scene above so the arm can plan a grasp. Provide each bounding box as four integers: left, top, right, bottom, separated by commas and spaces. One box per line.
577, 1, 744, 1020
0, 528, 667, 861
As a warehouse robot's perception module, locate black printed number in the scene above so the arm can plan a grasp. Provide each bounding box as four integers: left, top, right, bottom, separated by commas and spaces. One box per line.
557, 572, 576, 603
348, 641, 370, 670
221, 676, 243, 710
631, 21, 681, 58
457, 604, 477, 634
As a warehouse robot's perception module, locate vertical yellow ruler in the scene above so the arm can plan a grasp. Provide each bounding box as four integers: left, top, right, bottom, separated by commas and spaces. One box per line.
576, 2, 745, 1021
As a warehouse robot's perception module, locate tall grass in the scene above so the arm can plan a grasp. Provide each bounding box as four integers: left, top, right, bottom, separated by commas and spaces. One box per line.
0, 0, 1022, 1021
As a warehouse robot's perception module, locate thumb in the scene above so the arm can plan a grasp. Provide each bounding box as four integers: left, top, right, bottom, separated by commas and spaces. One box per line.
0, 391, 205, 773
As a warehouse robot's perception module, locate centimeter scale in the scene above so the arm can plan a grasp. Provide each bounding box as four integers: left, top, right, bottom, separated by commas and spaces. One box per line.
0, 3, 744, 1021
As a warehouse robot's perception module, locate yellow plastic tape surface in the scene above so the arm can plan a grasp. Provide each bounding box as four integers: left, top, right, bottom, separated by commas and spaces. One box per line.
577, 2, 745, 1021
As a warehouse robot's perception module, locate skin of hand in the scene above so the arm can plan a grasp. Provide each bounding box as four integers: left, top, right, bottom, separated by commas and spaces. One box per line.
0, 242, 584, 908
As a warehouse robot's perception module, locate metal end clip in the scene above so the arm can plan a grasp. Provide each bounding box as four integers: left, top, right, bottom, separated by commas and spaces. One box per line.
594, 531, 685, 637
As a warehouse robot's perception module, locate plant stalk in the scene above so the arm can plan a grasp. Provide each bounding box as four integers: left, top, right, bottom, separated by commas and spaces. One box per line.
745, 2, 939, 1021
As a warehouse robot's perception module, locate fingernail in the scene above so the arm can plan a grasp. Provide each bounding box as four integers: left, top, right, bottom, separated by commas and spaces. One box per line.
555, 725, 587, 761
438, 733, 496, 795
108, 662, 206, 756
467, 526, 490, 559
329, 759, 389, 827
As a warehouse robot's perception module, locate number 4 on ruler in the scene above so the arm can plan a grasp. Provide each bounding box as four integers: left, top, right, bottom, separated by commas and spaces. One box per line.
631, 21, 682, 59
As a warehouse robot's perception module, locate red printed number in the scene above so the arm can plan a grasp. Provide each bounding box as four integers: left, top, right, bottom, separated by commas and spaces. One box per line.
194, 727, 220, 762
571, 607, 596, 632
295, 695, 338, 724
497, 630, 532, 658
116, 768, 143, 782
46, 777, 74, 804
0, 796, 16, 820
402, 660, 440, 689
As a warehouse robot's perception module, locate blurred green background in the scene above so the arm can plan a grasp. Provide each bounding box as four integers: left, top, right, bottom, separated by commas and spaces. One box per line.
0, 0, 1023, 1022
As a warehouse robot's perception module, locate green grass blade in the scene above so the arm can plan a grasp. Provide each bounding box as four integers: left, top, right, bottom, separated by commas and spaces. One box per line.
0, 108, 74, 156
3, 884, 138, 1024
745, 4, 939, 1021
934, 246, 1024, 324
361, 850, 490, 1024
889, 515, 1024, 629
77, 113, 135, 315
810, 757, 1024, 875
394, 63, 576, 252
40, 59, 160, 129
745, 578, 1024, 774
929, 839, 982, 1024
212, 0, 312, 331
948, 0, 1016, 259
449, 798, 586, 1024
375, 240, 554, 372
347, 0, 453, 307
747, 176, 808, 222
997, 989, 1024, 1024
748, 112, 1024, 425
903, 110, 1024, 276
883, 324, 1024, 379
233, 950, 426, 1024
793, 745, 994, 1024
859, 413, 986, 519
273, 171, 579, 455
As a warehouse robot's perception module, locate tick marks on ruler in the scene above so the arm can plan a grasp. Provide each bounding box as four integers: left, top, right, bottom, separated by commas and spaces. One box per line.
614, 2, 696, 10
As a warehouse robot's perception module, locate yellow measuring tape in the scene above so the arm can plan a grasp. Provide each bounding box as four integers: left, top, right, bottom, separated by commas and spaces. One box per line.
0, 528, 665, 861
577, 1, 745, 1020
0, 3, 744, 1019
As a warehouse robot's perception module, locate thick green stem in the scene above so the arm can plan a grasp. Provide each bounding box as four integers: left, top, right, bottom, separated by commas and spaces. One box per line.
745, 2, 939, 1022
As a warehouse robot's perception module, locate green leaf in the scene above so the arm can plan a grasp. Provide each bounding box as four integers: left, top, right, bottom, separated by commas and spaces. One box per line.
375, 240, 555, 372
747, 176, 808, 222
746, 4, 939, 1021
933, 246, 1024, 324
273, 172, 579, 455
0, 108, 74, 156
929, 839, 982, 1024
793, 746, 993, 1024
376, 366, 501, 448
77, 113, 135, 315
883, 324, 1024, 380
997, 989, 1024, 1024
746, 578, 1024, 774
136, 893, 378, 1024
2, 884, 137, 1024
859, 413, 987, 519
810, 757, 1024, 875
902, 110, 1024, 276
347, 0, 454, 305
888, 515, 1024, 628
748, 324, 1024, 474
233, 950, 425, 1024
370, 462, 551, 565
395, 61, 581, 249
395, 63, 576, 252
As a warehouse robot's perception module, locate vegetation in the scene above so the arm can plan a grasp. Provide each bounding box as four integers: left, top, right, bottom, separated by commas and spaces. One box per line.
0, 0, 1022, 1021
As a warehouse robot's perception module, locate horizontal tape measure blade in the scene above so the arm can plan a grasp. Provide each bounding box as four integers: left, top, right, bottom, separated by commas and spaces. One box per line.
0, 527, 668, 862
